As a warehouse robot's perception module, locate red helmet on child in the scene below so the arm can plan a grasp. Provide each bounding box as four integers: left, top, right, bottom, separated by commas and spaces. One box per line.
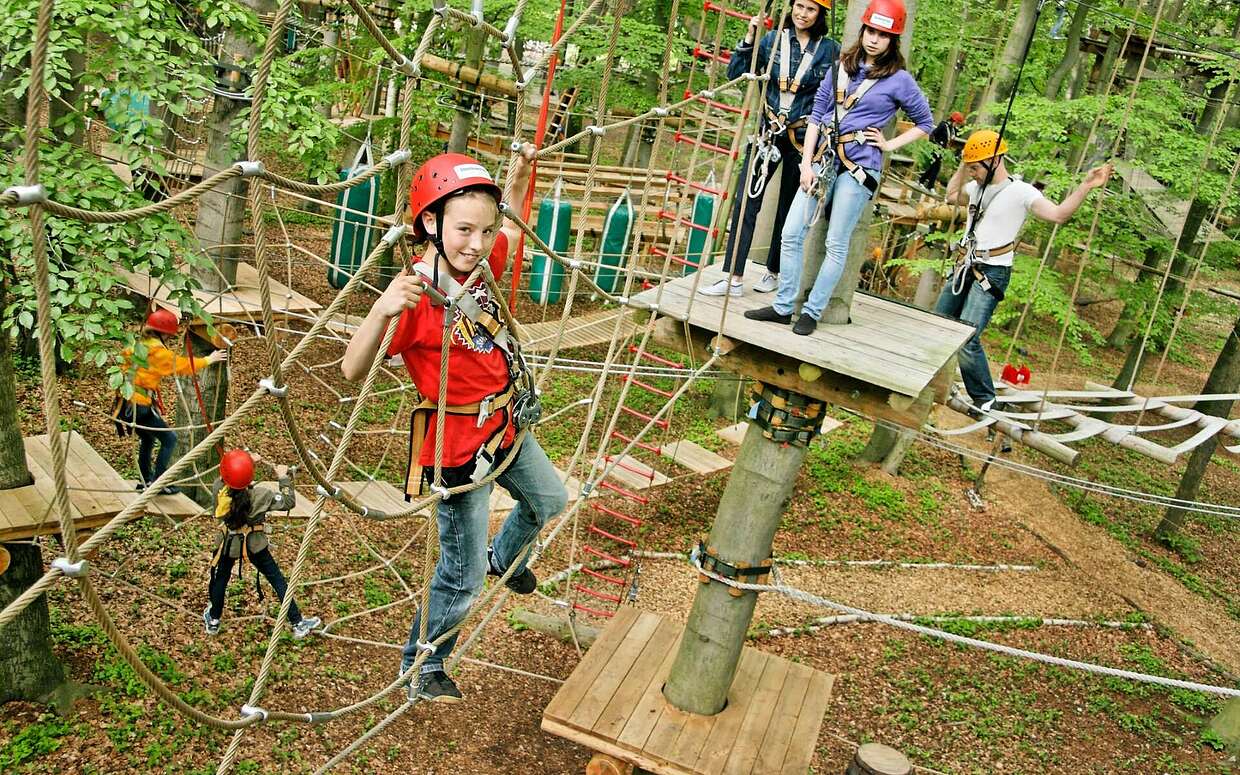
861, 0, 907, 35
220, 449, 255, 489
407, 153, 502, 240
144, 308, 179, 336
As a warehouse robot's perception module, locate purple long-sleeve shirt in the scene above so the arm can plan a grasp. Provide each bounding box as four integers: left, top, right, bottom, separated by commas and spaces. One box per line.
809, 64, 934, 171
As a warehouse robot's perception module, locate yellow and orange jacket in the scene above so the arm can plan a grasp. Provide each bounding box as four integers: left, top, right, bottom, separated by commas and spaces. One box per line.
122, 336, 212, 407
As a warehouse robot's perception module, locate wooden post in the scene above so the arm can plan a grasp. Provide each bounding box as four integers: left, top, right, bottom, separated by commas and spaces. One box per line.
821, 0, 918, 325
663, 413, 816, 715
449, 12, 487, 154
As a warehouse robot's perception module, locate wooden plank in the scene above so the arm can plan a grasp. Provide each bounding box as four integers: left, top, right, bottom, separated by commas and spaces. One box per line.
596, 456, 670, 491
615, 632, 687, 751
753, 662, 813, 774
659, 440, 732, 474
641, 692, 693, 768
62, 432, 130, 516
546, 606, 643, 723
722, 655, 790, 775
779, 670, 835, 774
121, 482, 204, 519
716, 422, 749, 446
593, 622, 682, 739
569, 611, 666, 731
24, 435, 106, 517
115, 262, 321, 323
692, 649, 768, 774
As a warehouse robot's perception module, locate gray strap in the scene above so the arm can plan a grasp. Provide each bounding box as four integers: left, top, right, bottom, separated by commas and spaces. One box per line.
832, 62, 879, 129
777, 32, 819, 114
410, 262, 510, 355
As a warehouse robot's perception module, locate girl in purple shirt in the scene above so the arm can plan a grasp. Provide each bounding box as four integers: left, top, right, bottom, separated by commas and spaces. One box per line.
746, 0, 934, 335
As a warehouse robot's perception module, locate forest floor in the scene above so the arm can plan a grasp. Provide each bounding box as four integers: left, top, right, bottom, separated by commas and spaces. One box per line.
1, 216, 1238, 774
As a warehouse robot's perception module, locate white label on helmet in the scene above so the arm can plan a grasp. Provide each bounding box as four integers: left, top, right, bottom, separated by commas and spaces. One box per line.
453, 163, 493, 181
870, 12, 895, 29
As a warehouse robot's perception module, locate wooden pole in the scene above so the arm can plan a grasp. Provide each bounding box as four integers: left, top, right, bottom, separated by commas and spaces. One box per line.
420, 53, 519, 97
662, 417, 815, 715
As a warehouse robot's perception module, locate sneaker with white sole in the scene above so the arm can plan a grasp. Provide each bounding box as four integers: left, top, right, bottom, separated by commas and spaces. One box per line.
754, 272, 779, 293
291, 616, 321, 640
412, 670, 463, 704
697, 278, 743, 297
202, 605, 220, 636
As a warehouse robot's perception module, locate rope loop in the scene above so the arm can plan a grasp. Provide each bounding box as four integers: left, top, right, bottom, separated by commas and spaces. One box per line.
51, 557, 89, 578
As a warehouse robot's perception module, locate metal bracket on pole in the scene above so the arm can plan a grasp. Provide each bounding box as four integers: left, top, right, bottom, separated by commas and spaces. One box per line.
694, 542, 772, 597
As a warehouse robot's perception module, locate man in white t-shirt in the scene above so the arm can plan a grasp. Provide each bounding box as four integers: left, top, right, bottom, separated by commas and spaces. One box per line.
937, 129, 1112, 411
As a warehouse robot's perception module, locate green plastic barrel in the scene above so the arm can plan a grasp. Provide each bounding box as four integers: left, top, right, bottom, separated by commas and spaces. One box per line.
328, 142, 378, 290
594, 190, 633, 294
683, 188, 716, 275
528, 178, 571, 305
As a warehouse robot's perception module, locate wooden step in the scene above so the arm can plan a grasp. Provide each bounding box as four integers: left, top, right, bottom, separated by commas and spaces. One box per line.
659, 439, 732, 474
595, 455, 670, 491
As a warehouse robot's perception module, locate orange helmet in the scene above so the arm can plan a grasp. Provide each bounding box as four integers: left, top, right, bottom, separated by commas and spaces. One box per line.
861, 0, 906, 35
220, 449, 255, 490
144, 308, 179, 336
962, 130, 1009, 164
407, 153, 502, 240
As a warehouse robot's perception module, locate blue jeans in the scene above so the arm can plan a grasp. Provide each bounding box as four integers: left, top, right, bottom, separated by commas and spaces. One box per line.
935, 264, 1012, 409
135, 403, 177, 485
400, 436, 567, 675
773, 166, 878, 320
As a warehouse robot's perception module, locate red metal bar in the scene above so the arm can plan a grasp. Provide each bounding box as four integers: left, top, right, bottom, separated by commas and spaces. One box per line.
673, 131, 738, 159
703, 1, 773, 27
666, 171, 727, 198
572, 602, 615, 617
581, 566, 627, 586
629, 344, 687, 368
583, 544, 631, 567
591, 502, 644, 527
597, 479, 651, 504
602, 454, 657, 480
692, 44, 731, 64
684, 89, 747, 115
656, 209, 719, 237
622, 375, 674, 399
589, 524, 638, 549
574, 583, 623, 604
612, 430, 663, 455
620, 404, 670, 429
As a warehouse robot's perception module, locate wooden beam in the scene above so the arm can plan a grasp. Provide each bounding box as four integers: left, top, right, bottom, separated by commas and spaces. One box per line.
947, 396, 1079, 465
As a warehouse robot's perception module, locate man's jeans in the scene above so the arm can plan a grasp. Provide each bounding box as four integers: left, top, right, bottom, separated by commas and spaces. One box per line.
935, 263, 1012, 410
773, 166, 878, 320
400, 436, 567, 675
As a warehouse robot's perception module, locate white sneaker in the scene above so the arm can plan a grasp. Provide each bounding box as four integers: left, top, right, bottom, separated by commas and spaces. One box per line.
291, 616, 321, 640
698, 278, 743, 297
754, 272, 779, 293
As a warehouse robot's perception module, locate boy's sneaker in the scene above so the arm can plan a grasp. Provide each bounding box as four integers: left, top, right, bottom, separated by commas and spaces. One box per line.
413, 670, 462, 704
488, 547, 537, 594
698, 278, 743, 297
754, 272, 779, 293
792, 313, 818, 336
291, 616, 321, 640
202, 605, 220, 636
744, 305, 791, 324
159, 486, 181, 496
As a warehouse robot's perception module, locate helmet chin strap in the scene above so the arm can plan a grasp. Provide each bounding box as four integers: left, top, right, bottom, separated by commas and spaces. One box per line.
428, 206, 448, 291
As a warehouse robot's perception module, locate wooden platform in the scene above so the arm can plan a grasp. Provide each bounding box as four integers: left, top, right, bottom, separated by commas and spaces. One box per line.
1114, 161, 1223, 243
543, 607, 834, 775
256, 480, 413, 519
0, 433, 200, 542
632, 264, 975, 429
116, 262, 322, 325
659, 440, 732, 474
520, 310, 638, 354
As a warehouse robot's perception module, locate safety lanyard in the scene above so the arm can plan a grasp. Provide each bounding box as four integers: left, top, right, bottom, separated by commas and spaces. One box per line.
832, 62, 879, 130
961, 177, 1015, 249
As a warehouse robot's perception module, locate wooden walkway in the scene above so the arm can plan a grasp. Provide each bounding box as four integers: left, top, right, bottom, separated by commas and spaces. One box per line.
117, 262, 322, 325
543, 607, 834, 775
520, 310, 637, 354
632, 264, 973, 428
1114, 161, 1222, 242
0, 433, 201, 542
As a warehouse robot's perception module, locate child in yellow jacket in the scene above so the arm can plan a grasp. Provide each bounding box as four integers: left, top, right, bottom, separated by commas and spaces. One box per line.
117, 309, 225, 493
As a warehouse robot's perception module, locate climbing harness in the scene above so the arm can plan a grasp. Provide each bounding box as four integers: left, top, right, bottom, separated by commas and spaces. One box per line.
949, 176, 1016, 298
810, 59, 880, 223
747, 29, 821, 200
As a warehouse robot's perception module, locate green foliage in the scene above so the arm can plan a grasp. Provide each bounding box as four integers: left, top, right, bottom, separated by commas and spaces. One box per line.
0, 715, 72, 770
990, 260, 1102, 361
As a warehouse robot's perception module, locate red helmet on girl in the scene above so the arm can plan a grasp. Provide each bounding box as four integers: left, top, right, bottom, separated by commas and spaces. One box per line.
861, 0, 906, 35
144, 308, 179, 336
220, 449, 255, 489
407, 153, 502, 240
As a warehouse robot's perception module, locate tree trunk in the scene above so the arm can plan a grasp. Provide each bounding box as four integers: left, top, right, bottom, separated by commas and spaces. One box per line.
173, 327, 228, 506
0, 275, 64, 704
1096, 0, 1139, 96
1105, 244, 1161, 349
1043, 1, 1089, 100
934, 2, 968, 119
663, 419, 812, 714
978, 0, 1040, 125
1155, 311, 1240, 539
707, 378, 744, 422
448, 30, 486, 153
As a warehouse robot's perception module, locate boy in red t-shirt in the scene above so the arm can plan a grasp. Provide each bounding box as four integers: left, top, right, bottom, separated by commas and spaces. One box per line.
343, 147, 567, 703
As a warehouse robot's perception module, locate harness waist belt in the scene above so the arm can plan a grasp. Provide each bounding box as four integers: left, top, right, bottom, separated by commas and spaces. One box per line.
404, 384, 517, 499
972, 240, 1015, 261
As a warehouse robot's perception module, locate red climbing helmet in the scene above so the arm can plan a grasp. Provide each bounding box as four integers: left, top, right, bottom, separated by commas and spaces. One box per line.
220, 449, 255, 490
144, 308, 179, 336
407, 153, 502, 240
861, 0, 906, 35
